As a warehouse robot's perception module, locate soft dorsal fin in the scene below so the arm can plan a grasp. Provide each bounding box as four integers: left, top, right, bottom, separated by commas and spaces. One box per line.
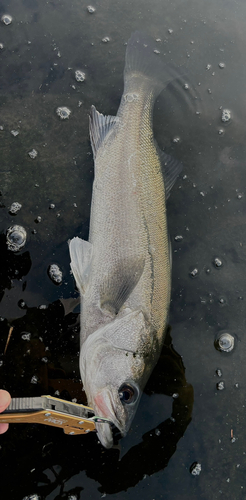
89, 105, 119, 158
158, 148, 183, 199
100, 256, 145, 315
69, 237, 93, 294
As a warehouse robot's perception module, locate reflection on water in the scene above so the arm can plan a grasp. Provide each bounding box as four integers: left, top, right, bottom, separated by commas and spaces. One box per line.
1, 0, 246, 497
1, 319, 193, 497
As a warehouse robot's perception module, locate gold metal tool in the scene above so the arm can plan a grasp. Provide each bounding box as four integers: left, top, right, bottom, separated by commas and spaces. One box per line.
0, 395, 111, 435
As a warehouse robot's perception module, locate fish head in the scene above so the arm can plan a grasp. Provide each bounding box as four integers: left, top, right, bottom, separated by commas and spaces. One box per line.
80, 309, 155, 448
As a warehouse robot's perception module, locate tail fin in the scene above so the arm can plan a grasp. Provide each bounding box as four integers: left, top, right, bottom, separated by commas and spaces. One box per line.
124, 31, 181, 95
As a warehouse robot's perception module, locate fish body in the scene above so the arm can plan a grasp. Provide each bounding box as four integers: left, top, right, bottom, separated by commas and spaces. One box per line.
69, 32, 182, 448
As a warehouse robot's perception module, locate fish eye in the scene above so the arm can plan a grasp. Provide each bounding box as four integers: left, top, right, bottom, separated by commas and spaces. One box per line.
119, 384, 136, 404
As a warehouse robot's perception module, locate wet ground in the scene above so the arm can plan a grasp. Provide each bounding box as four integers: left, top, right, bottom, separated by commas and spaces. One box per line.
1, 0, 246, 498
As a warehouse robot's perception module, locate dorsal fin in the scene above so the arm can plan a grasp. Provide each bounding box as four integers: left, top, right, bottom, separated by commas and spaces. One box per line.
89, 105, 119, 158
158, 148, 183, 198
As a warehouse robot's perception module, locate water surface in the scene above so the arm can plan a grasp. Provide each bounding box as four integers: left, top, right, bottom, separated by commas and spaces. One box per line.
1, 0, 246, 498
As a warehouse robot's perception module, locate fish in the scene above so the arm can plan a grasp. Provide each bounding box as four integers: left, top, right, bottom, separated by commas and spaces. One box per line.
69, 31, 182, 448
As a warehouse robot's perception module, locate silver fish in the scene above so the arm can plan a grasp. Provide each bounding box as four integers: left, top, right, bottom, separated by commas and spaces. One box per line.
69, 31, 182, 448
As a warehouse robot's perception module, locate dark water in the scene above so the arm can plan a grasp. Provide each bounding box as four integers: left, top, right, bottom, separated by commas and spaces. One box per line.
1, 0, 246, 498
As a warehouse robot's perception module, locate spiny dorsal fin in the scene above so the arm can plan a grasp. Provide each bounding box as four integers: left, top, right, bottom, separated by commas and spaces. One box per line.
158, 148, 183, 199
100, 256, 145, 315
69, 237, 93, 294
89, 105, 119, 158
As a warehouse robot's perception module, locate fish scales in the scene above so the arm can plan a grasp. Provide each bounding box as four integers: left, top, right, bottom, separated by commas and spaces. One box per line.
88, 79, 170, 342
69, 31, 182, 448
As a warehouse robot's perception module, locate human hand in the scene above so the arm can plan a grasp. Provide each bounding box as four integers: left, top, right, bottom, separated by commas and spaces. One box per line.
0, 390, 11, 434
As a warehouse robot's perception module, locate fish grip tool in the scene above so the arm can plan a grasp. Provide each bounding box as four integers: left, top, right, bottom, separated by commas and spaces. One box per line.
0, 395, 112, 435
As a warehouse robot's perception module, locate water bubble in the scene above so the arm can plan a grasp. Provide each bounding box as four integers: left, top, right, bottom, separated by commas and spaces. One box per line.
9, 202, 22, 215
0, 125, 3, 130
190, 462, 201, 476
87, 5, 96, 13
1, 14, 12, 25
30, 375, 38, 385
22, 495, 40, 500
35, 216, 42, 223
155, 428, 161, 436
184, 83, 189, 90
216, 369, 222, 377
56, 106, 71, 120
49, 203, 55, 209
102, 37, 110, 43
11, 130, 19, 137
206, 64, 212, 70
218, 62, 225, 69
0, 43, 4, 49
39, 304, 47, 310
217, 381, 225, 390
174, 235, 183, 241
190, 268, 198, 278
41, 357, 48, 363
173, 137, 180, 143
21, 332, 31, 341
237, 193, 243, 199
156, 38, 161, 42
18, 300, 26, 309
153, 49, 160, 54
221, 109, 231, 123
213, 257, 222, 268
48, 264, 63, 285
6, 225, 27, 252
219, 297, 226, 304
168, 28, 173, 34
172, 393, 179, 399
28, 149, 38, 159
75, 70, 86, 82
215, 332, 235, 353
218, 128, 224, 135
0, 360, 3, 367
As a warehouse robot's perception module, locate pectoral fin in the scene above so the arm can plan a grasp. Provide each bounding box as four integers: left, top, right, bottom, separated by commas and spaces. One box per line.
100, 257, 145, 315
158, 148, 183, 199
68, 237, 93, 294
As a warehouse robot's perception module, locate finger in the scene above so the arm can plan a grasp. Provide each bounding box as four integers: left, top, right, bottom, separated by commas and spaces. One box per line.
0, 390, 11, 412
0, 423, 9, 434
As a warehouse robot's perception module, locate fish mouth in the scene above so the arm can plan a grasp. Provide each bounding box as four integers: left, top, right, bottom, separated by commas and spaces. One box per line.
92, 388, 125, 448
